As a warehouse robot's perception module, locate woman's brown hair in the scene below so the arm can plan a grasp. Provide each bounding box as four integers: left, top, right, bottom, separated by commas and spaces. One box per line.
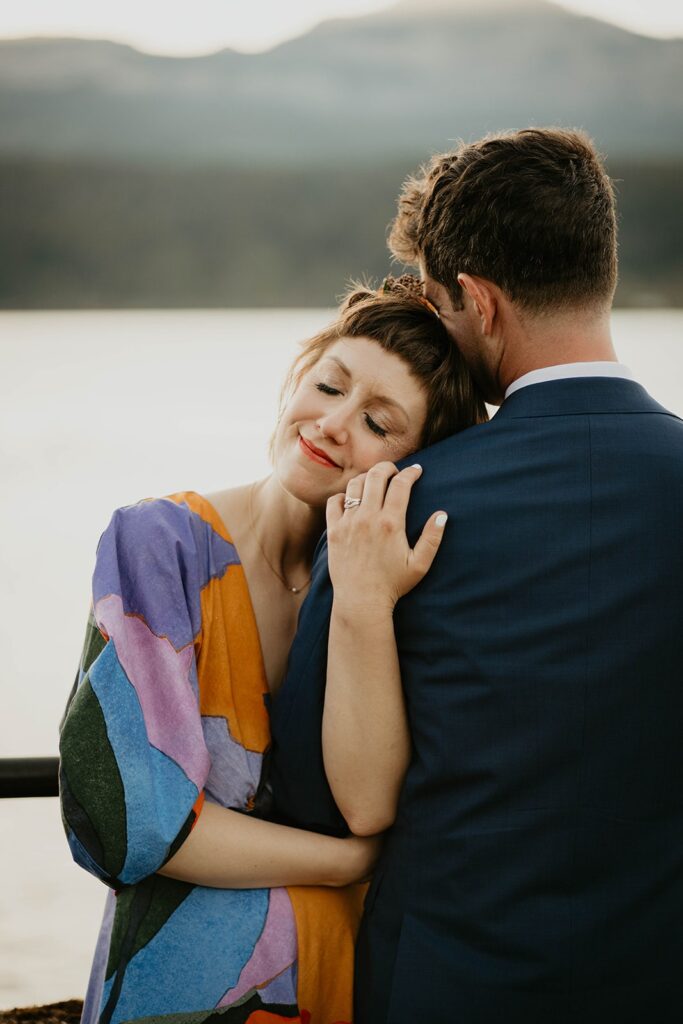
280, 275, 487, 449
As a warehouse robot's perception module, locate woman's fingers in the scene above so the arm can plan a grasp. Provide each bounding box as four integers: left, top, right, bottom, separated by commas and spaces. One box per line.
357, 461, 399, 511
326, 492, 345, 528
382, 464, 423, 519
410, 510, 449, 578
329, 462, 446, 603
344, 472, 367, 503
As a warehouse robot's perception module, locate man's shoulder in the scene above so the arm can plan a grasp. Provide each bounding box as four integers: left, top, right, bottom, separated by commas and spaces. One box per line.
407, 385, 683, 495
410, 417, 498, 468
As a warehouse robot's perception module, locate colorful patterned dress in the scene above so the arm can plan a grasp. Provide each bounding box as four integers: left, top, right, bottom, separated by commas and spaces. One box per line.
59, 491, 365, 1024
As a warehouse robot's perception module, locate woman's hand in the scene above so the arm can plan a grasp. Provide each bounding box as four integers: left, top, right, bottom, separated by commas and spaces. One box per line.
331, 833, 384, 886
158, 799, 382, 890
327, 462, 447, 615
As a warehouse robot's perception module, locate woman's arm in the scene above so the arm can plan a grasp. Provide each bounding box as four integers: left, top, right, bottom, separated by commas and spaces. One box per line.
323, 462, 447, 836
324, 599, 409, 836
61, 499, 379, 892
158, 800, 379, 888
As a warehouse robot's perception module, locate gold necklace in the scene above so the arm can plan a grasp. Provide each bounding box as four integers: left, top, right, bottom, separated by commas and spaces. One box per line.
248, 483, 312, 595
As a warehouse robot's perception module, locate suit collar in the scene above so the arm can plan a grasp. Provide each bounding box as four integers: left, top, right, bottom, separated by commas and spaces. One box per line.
504, 362, 633, 399
493, 376, 676, 420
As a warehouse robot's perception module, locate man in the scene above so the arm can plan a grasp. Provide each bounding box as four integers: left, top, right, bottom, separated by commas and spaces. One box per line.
269, 128, 683, 1022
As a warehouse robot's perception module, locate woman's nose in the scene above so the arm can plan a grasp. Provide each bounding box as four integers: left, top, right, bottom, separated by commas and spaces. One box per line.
316, 408, 350, 446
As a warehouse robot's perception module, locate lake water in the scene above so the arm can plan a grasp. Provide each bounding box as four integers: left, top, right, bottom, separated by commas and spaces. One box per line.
1, 308, 681, 1007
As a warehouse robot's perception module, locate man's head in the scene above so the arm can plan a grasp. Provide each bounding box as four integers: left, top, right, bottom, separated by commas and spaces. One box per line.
389, 128, 618, 402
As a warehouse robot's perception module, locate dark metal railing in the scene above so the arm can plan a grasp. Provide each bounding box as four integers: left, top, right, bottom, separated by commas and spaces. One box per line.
0, 757, 59, 798
0, 758, 81, 1021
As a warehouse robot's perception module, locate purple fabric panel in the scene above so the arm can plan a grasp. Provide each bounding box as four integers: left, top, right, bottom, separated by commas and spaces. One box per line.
95, 593, 209, 791
217, 887, 297, 1007
258, 962, 299, 1004
92, 498, 240, 650
80, 889, 116, 1024
202, 715, 264, 810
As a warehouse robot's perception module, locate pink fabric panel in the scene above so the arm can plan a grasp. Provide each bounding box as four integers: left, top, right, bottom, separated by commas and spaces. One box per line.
95, 592, 210, 790
217, 887, 297, 1006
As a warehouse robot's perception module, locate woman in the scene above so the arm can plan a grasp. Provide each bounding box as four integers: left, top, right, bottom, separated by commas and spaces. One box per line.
59, 275, 486, 1024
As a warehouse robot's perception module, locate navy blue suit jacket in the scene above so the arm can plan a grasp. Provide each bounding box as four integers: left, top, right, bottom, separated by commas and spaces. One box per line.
270, 377, 683, 1023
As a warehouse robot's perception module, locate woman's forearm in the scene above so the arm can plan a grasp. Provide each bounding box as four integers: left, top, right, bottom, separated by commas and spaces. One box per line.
158, 800, 372, 888
323, 599, 411, 836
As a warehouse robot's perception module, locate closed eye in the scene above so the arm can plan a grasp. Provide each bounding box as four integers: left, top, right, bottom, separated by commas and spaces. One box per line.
316, 382, 341, 395
317, 381, 389, 437
365, 413, 388, 438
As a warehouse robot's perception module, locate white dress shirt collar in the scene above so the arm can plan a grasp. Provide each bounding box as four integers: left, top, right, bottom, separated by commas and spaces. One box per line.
504, 362, 634, 400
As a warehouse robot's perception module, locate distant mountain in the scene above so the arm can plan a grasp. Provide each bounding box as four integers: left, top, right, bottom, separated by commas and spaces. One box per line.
0, 0, 681, 163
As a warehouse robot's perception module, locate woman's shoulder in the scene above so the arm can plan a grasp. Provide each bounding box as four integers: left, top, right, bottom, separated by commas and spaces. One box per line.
165, 490, 233, 543
94, 491, 240, 601
102, 491, 231, 549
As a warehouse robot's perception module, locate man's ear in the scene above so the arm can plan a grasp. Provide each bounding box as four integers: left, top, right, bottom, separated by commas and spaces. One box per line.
457, 274, 497, 336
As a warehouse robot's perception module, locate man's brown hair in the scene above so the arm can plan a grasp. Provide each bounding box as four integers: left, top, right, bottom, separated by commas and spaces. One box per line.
390, 127, 618, 313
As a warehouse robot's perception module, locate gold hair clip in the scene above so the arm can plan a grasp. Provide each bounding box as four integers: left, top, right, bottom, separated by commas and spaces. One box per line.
415, 294, 440, 318
379, 276, 440, 318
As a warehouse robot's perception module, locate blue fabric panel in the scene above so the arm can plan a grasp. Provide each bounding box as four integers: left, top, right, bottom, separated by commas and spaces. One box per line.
106, 887, 270, 1023
89, 641, 199, 884
66, 827, 110, 884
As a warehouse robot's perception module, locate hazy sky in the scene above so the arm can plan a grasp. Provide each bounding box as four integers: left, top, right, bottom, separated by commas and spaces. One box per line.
1, 0, 681, 55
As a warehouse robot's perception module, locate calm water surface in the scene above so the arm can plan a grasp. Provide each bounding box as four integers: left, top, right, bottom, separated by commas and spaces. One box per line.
0, 308, 681, 1006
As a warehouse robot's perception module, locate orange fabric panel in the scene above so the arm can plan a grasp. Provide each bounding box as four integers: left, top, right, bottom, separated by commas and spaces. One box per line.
197, 569, 270, 753
190, 790, 205, 830
167, 490, 271, 754
287, 883, 367, 1024
245, 1013, 302, 1024
170, 490, 231, 542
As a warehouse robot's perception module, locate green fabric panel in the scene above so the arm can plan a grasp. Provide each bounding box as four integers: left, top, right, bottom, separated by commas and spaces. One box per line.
80, 609, 107, 674
59, 613, 107, 733
106, 885, 135, 980
107, 875, 194, 979
121, 1013, 216, 1024
131, 876, 194, 959
60, 674, 127, 881
124, 990, 299, 1024
59, 760, 107, 876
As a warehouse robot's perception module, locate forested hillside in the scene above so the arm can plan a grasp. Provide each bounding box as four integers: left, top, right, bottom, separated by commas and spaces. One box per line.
2, 157, 679, 308
1, 0, 681, 307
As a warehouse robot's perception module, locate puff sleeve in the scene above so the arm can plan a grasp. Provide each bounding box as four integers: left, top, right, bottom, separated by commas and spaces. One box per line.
59, 499, 213, 888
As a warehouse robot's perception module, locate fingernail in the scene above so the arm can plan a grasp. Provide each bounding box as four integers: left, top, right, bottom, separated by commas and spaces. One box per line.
411, 463, 422, 470
435, 513, 448, 528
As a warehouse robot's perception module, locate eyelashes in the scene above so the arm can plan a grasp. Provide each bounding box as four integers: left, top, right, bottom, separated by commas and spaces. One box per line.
315, 381, 389, 438
364, 414, 388, 438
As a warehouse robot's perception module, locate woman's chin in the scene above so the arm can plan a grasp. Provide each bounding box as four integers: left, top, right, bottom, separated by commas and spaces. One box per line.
275, 464, 342, 511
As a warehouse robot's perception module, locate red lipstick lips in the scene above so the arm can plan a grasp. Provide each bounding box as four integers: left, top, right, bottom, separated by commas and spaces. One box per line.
298, 434, 341, 469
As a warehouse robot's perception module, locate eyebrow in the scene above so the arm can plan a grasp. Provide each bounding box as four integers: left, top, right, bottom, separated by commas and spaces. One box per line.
323, 355, 410, 425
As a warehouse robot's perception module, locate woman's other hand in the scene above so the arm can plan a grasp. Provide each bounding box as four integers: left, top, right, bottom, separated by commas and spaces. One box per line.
326, 462, 448, 615
332, 833, 384, 886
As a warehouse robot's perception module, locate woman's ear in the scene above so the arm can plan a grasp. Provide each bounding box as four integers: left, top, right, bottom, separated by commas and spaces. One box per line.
457, 274, 497, 336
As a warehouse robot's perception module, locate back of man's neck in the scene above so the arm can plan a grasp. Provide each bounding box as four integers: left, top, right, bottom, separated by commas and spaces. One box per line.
500, 313, 617, 395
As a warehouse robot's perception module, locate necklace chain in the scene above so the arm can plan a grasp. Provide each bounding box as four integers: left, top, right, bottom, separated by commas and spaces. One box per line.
248, 483, 312, 595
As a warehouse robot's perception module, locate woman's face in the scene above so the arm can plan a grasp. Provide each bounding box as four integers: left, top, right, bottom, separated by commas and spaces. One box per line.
273, 336, 428, 507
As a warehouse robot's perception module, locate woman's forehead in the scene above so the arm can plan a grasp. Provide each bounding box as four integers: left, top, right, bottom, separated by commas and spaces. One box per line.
319, 337, 418, 394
